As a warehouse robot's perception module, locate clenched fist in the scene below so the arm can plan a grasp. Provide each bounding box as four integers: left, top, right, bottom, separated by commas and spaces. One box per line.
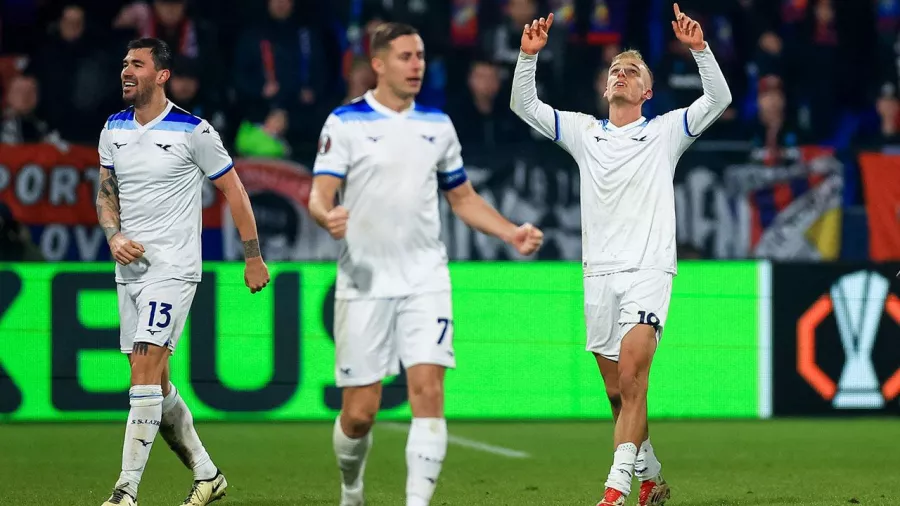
511, 223, 544, 256
108, 233, 144, 266
325, 206, 349, 240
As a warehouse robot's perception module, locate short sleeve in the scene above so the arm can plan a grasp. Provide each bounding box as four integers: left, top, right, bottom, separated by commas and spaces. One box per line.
312, 114, 351, 178
189, 120, 234, 180
98, 124, 114, 171
436, 121, 467, 191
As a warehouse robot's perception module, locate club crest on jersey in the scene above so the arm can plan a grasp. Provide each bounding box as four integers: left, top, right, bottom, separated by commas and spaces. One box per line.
318, 134, 332, 155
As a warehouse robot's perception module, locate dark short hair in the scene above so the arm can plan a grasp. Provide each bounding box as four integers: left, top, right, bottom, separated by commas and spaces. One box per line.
126, 38, 173, 71
369, 22, 419, 54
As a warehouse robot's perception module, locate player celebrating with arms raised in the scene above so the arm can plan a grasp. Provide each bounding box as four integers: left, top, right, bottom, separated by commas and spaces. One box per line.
310, 22, 544, 506
511, 5, 730, 506
96, 38, 269, 506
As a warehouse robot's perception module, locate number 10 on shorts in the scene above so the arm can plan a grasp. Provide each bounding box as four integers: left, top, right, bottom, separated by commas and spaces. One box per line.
437, 318, 452, 344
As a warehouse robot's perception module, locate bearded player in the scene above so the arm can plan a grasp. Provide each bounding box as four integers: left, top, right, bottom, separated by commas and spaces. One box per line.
96, 38, 270, 506
511, 4, 731, 506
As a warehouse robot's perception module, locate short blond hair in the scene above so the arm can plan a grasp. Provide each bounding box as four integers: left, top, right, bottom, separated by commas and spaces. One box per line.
610, 49, 653, 86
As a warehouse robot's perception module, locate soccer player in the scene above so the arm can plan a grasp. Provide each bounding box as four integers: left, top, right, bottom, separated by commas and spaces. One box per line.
96, 38, 270, 506
511, 5, 731, 506
309, 22, 545, 506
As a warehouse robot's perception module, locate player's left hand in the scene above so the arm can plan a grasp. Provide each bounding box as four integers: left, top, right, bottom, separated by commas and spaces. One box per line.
244, 258, 270, 294
672, 3, 705, 51
511, 223, 544, 256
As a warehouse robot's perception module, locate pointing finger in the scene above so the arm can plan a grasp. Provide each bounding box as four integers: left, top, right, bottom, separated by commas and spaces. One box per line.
674, 2, 682, 18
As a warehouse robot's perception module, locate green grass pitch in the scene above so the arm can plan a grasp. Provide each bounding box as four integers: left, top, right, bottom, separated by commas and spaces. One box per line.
1, 419, 898, 505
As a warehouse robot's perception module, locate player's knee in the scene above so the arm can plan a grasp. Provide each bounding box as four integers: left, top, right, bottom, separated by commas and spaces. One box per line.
341, 408, 376, 437
408, 379, 443, 403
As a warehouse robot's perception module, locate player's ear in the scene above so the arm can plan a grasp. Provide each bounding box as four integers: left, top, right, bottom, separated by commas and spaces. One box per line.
371, 55, 385, 76
157, 69, 171, 85
643, 88, 653, 101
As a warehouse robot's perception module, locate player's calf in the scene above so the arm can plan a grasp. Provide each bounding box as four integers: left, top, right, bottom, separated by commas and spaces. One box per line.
106, 342, 168, 503
160, 382, 219, 481
405, 365, 448, 506
334, 384, 381, 506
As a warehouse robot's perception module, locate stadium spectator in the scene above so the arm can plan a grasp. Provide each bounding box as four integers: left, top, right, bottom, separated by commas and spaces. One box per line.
235, 108, 291, 159
167, 56, 226, 132
113, 0, 225, 105
0, 203, 43, 262
448, 59, 525, 149
752, 74, 799, 165
0, 75, 59, 144
233, 0, 332, 146
341, 56, 376, 104
481, 0, 565, 99
875, 84, 900, 145
27, 4, 117, 143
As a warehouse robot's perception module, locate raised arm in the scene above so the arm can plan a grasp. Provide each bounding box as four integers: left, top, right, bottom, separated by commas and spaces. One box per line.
511, 13, 590, 154
510, 14, 559, 141
672, 3, 732, 137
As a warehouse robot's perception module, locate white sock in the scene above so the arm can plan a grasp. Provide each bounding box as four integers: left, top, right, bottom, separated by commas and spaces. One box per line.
406, 418, 447, 506
604, 442, 638, 496
332, 416, 372, 491
160, 382, 218, 481
116, 385, 163, 498
636, 438, 662, 481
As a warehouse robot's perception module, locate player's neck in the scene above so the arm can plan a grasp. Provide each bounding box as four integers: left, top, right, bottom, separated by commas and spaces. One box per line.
371, 86, 414, 113
607, 105, 643, 128
134, 93, 169, 126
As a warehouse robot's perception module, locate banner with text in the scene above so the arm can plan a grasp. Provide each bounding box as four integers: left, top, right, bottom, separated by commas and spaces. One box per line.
0, 142, 843, 262
0, 262, 764, 421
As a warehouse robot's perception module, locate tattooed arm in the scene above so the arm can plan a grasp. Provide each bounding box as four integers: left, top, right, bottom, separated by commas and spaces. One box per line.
211, 168, 270, 293
96, 167, 120, 240
96, 167, 143, 265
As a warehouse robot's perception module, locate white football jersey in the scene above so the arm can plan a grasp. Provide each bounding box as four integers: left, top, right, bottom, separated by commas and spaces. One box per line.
313, 91, 467, 299
98, 101, 234, 284
511, 44, 731, 276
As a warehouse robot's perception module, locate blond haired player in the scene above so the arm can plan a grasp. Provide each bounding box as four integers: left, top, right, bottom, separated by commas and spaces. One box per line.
511, 4, 731, 506
309, 22, 544, 506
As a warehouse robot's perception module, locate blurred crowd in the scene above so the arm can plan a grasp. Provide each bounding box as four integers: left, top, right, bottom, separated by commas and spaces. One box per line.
0, 0, 898, 162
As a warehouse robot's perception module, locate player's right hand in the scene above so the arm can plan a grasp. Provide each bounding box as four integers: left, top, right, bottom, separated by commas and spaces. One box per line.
108, 233, 144, 265
325, 206, 349, 240
520, 13, 553, 56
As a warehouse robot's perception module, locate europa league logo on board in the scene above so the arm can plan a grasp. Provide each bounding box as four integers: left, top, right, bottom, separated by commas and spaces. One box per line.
796, 270, 900, 410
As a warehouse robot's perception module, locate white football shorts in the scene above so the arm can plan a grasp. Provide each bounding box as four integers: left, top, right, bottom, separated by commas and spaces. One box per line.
333, 291, 456, 387
117, 278, 197, 354
584, 269, 673, 361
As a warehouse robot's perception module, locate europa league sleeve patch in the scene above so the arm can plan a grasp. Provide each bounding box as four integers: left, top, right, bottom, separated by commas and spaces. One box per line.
317, 133, 332, 155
